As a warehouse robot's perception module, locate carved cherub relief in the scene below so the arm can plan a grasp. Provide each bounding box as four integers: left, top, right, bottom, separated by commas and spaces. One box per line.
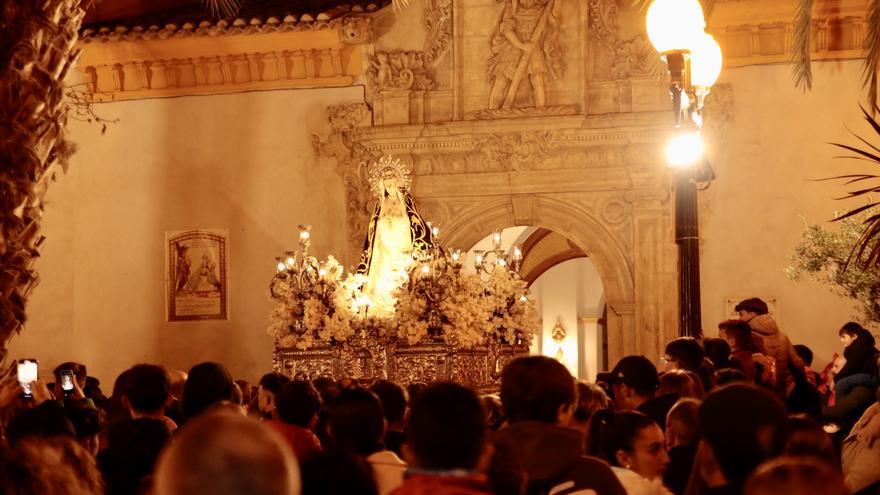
487, 0, 565, 110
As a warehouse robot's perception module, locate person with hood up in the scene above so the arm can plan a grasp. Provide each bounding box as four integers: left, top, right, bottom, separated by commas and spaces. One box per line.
495, 356, 626, 495
736, 298, 805, 395
834, 322, 880, 399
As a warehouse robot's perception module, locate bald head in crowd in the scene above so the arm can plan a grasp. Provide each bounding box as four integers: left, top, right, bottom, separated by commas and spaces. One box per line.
155, 410, 300, 495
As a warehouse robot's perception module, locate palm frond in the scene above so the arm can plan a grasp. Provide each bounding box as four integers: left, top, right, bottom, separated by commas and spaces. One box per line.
392, 0, 411, 12
201, 0, 240, 19
863, 0, 880, 112
828, 106, 880, 269
791, 0, 814, 91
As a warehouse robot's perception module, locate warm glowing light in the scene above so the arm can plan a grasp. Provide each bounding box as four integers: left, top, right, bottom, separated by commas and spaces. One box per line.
645, 0, 705, 55
492, 231, 502, 247
421, 264, 430, 274
299, 231, 310, 240
276, 262, 286, 272
690, 32, 722, 88
286, 257, 295, 266
513, 246, 523, 260
451, 250, 461, 262
475, 254, 484, 265
497, 258, 507, 267
431, 225, 440, 238
318, 268, 328, 277
665, 132, 704, 168
520, 295, 528, 302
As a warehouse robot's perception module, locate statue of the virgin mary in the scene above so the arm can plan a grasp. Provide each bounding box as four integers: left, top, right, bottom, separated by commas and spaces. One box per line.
356, 156, 434, 317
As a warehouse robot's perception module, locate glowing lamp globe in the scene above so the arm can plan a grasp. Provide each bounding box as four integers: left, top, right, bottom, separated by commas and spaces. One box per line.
666, 132, 704, 168
690, 32, 722, 88
646, 0, 706, 55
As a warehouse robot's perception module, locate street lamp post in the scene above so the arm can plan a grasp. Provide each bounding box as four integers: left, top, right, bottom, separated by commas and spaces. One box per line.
646, 0, 722, 337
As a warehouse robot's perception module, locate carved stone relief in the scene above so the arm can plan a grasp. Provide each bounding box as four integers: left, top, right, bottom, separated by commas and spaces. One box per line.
464, 0, 579, 120
367, 0, 452, 121
311, 103, 377, 260
367, 50, 435, 91
588, 0, 665, 81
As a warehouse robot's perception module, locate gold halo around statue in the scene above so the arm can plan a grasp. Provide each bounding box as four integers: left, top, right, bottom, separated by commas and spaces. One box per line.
368, 155, 413, 197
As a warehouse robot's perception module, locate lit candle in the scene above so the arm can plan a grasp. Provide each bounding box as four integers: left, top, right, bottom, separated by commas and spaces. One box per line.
451, 249, 461, 263
298, 224, 312, 241
286, 257, 295, 267
493, 230, 502, 247
475, 254, 484, 265
318, 268, 328, 278
514, 246, 523, 260
276, 262, 285, 272
497, 258, 507, 267
421, 264, 430, 275
432, 225, 440, 238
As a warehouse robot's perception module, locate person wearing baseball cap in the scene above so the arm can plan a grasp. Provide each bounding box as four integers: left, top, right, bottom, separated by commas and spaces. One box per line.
600, 356, 679, 431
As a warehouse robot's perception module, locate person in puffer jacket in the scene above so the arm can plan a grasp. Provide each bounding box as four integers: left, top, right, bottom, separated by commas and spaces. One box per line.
735, 298, 805, 396
834, 322, 880, 398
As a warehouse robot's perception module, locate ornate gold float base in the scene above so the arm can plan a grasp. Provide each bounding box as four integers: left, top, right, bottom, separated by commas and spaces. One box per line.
273, 340, 529, 392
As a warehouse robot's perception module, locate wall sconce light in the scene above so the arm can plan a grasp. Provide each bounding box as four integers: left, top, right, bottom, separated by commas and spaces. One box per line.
552, 319, 566, 361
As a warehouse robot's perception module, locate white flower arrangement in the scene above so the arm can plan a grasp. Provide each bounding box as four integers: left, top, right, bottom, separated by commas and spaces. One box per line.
268, 254, 537, 350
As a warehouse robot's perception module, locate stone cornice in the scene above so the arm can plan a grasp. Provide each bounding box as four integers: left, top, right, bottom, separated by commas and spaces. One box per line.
708, 0, 869, 68
78, 16, 373, 102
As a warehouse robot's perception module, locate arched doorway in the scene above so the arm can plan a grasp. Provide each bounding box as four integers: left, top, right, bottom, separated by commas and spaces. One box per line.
464, 227, 607, 380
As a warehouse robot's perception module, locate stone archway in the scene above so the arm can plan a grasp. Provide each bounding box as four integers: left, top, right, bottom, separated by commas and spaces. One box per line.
441, 195, 641, 363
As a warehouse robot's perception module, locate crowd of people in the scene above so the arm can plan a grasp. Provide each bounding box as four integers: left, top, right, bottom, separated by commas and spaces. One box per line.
0, 296, 878, 495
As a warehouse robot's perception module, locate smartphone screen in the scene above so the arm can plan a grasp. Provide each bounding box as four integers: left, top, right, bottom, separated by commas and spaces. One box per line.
61, 372, 74, 391
17, 359, 38, 398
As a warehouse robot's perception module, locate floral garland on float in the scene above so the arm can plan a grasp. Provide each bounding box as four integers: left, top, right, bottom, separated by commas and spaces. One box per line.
267, 156, 536, 387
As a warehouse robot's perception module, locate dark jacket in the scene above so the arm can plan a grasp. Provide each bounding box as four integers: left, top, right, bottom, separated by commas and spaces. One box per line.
494, 421, 626, 495
664, 443, 698, 495
838, 329, 880, 380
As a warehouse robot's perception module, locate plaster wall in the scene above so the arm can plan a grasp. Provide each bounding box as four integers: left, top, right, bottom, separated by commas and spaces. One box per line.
700, 59, 868, 369
8, 87, 359, 386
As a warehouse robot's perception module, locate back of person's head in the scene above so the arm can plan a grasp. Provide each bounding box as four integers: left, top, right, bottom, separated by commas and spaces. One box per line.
735, 298, 769, 316
407, 382, 486, 471
154, 411, 300, 495
665, 337, 705, 371
124, 364, 171, 414
6, 402, 76, 446
406, 382, 427, 403
659, 369, 704, 399
0, 436, 103, 494
103, 416, 172, 494
714, 368, 747, 386
276, 380, 322, 428
258, 372, 290, 395
182, 362, 235, 420
745, 456, 846, 495
53, 362, 88, 389
328, 387, 384, 456
666, 398, 700, 448
703, 338, 731, 368
604, 355, 660, 400
501, 356, 575, 423
792, 345, 813, 367
370, 380, 407, 426
300, 449, 378, 495
587, 409, 660, 467
573, 381, 610, 424
720, 319, 756, 351
313, 377, 341, 407
700, 384, 787, 490
67, 407, 104, 455
784, 414, 838, 469
83, 376, 107, 407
